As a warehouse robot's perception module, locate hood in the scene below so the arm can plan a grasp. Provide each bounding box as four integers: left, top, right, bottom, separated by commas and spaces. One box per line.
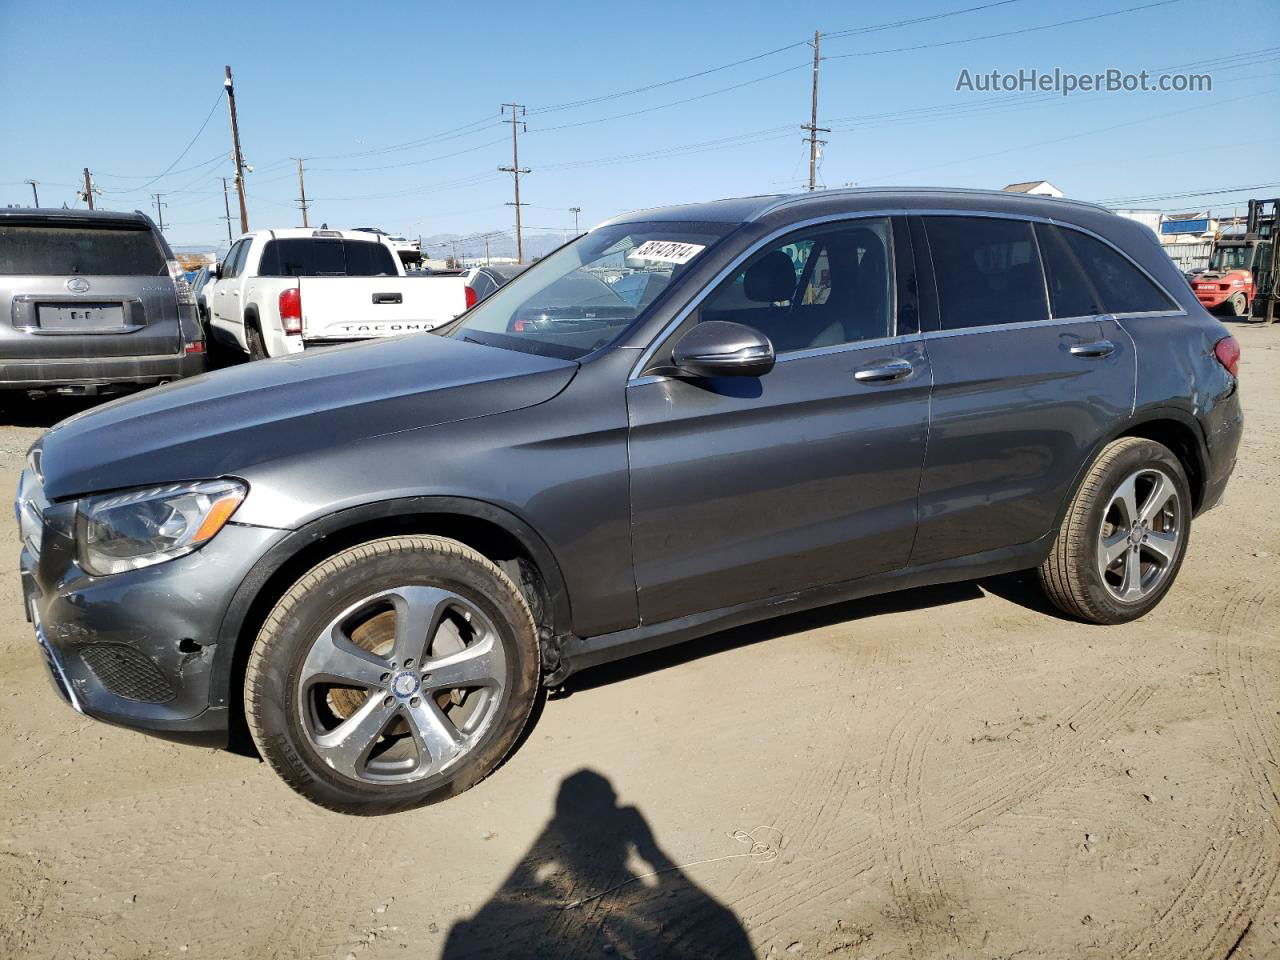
37, 334, 577, 501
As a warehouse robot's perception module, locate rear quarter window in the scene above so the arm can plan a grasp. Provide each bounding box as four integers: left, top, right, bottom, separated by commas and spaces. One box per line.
1056, 227, 1177, 314
0, 223, 166, 276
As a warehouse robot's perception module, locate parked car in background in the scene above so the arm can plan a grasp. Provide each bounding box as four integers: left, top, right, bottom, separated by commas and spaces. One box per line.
19, 188, 1241, 813
190, 265, 216, 322
205, 228, 466, 359
463, 263, 528, 304
351, 226, 421, 265
0, 208, 205, 396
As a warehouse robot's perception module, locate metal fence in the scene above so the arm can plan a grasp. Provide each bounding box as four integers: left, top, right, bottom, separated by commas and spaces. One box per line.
1162, 241, 1213, 274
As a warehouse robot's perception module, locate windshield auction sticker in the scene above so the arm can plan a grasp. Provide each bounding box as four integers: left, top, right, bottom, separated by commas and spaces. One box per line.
629, 240, 706, 265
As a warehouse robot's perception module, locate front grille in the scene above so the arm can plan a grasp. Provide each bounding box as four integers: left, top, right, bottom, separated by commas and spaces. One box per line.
80, 644, 176, 703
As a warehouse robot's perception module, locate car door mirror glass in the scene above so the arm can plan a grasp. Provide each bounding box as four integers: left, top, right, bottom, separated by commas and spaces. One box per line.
671, 320, 775, 378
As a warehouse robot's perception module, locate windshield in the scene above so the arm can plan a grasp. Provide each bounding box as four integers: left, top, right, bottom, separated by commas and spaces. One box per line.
448, 220, 734, 359
1209, 245, 1254, 271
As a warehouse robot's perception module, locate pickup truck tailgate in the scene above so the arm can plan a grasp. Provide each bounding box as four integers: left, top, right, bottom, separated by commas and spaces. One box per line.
298, 276, 467, 341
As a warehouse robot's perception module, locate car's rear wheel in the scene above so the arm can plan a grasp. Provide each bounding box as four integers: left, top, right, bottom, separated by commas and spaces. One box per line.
245, 323, 269, 361
244, 536, 540, 814
1038, 437, 1191, 624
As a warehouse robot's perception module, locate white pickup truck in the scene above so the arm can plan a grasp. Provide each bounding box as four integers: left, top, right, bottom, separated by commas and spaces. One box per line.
206, 229, 468, 359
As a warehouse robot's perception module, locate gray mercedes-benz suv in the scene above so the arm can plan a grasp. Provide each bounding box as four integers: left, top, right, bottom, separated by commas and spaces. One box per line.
17, 188, 1242, 813
0, 208, 205, 395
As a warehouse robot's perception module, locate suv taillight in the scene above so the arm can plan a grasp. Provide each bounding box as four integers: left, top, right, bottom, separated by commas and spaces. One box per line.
1214, 335, 1240, 377
279, 288, 302, 335
464, 285, 478, 309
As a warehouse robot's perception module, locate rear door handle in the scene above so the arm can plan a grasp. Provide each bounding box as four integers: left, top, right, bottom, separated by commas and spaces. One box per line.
372, 292, 403, 305
853, 359, 915, 383
1070, 339, 1115, 359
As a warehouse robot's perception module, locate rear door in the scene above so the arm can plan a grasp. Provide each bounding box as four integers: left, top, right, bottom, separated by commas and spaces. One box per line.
909, 214, 1137, 565
0, 219, 180, 359
627, 216, 930, 624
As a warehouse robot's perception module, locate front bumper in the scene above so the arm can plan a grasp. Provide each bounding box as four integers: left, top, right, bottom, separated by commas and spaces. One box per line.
20, 501, 286, 746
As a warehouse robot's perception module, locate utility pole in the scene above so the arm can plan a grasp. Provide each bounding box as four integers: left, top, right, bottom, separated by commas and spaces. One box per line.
569, 206, 581, 234
224, 65, 250, 233
484, 234, 491, 265
220, 177, 235, 244
801, 30, 829, 192
293, 157, 310, 228
152, 193, 167, 232
81, 168, 96, 209
24, 180, 39, 207
498, 103, 530, 263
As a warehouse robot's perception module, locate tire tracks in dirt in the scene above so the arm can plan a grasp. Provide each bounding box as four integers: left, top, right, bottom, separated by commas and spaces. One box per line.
1115, 578, 1280, 959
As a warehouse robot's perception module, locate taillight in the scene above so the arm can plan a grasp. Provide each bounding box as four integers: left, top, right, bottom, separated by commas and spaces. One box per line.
279, 288, 302, 335
184, 341, 205, 355
1214, 335, 1240, 377
464, 285, 478, 309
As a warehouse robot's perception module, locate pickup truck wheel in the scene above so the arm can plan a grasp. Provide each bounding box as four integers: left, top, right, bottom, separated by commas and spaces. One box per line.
1229, 292, 1248, 317
1038, 437, 1191, 625
244, 535, 540, 814
245, 323, 269, 361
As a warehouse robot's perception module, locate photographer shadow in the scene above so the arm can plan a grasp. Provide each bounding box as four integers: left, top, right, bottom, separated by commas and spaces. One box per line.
443, 769, 753, 959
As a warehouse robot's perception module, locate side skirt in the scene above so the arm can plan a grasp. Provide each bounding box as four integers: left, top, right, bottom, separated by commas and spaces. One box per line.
557, 534, 1053, 680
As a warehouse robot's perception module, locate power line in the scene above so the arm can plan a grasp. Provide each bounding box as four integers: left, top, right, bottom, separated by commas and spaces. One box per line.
1095, 183, 1280, 205
825, 0, 1185, 60
98, 92, 223, 191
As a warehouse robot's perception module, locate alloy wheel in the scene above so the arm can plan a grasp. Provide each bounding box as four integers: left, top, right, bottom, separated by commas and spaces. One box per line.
1096, 467, 1182, 603
296, 586, 507, 783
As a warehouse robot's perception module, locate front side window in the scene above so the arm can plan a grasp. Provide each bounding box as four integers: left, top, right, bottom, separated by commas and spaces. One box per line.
698, 218, 894, 353
223, 239, 248, 278
0, 223, 167, 276
1057, 227, 1176, 314
449, 220, 733, 360
925, 217, 1048, 329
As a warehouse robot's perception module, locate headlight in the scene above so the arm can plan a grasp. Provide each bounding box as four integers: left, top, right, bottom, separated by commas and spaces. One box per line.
76, 479, 247, 576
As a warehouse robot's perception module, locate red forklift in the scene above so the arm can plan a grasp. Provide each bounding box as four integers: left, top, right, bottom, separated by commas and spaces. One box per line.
1190, 198, 1278, 324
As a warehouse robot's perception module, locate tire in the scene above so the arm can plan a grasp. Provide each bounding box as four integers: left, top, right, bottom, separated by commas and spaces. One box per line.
1229, 292, 1248, 317
245, 322, 269, 361
244, 536, 540, 814
1038, 437, 1192, 624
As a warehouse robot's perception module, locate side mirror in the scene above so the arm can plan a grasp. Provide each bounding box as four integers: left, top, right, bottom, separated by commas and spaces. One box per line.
213, 261, 223, 279
671, 320, 775, 378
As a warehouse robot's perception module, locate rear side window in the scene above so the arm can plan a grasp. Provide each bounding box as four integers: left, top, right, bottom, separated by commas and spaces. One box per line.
1035, 224, 1105, 318
258, 238, 397, 277
1056, 227, 1176, 314
924, 217, 1048, 329
0, 224, 166, 276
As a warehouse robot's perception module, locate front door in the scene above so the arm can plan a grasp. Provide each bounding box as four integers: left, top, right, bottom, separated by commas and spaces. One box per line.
626, 216, 931, 625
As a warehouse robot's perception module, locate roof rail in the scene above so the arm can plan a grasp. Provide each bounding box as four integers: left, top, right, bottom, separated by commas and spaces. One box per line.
748, 186, 1114, 221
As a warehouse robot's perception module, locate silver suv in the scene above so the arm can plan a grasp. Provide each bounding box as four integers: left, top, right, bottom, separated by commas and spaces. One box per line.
0, 209, 205, 395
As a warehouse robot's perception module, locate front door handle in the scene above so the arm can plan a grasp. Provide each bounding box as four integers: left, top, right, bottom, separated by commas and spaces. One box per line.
853, 359, 914, 383
1070, 339, 1115, 359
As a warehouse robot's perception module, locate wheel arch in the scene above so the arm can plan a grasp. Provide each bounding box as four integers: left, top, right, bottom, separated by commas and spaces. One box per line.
210, 496, 573, 742
1055, 408, 1209, 536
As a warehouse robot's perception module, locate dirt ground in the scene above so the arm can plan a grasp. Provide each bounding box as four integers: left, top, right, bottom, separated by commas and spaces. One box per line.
0, 323, 1276, 960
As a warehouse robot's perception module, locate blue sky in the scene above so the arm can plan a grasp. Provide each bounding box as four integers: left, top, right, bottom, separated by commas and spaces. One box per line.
2, 0, 1277, 254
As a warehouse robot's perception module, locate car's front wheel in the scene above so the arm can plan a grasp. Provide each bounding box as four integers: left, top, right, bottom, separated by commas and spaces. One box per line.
244, 536, 540, 814
1038, 437, 1191, 624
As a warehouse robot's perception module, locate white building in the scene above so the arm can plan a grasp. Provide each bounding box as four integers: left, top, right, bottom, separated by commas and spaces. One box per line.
1001, 180, 1064, 198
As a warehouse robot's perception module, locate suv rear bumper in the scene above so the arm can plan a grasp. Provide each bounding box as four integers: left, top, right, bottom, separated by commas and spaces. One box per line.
0, 350, 204, 389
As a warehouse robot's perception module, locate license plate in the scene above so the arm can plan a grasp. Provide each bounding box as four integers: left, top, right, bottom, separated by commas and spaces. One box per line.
37, 303, 125, 330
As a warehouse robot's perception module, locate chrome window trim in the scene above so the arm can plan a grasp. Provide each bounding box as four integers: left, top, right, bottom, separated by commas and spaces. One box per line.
627, 209, 902, 382
627, 207, 1184, 382
776, 331, 920, 363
